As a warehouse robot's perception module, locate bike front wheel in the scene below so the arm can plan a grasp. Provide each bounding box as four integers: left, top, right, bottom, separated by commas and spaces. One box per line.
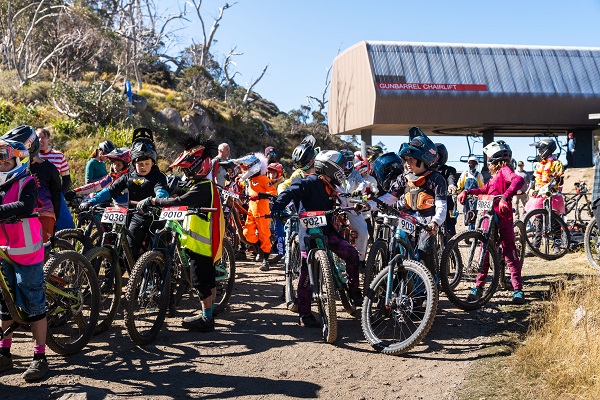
361, 259, 437, 355
312, 249, 338, 344
439, 230, 500, 310
84, 246, 122, 335
124, 251, 170, 346
584, 218, 600, 271
284, 235, 301, 312
45, 250, 100, 356
523, 209, 570, 260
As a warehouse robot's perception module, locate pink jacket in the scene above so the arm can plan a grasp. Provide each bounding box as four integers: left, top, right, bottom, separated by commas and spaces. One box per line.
467, 165, 524, 212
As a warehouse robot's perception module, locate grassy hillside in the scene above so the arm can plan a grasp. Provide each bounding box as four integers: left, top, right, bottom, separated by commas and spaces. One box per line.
0, 75, 351, 188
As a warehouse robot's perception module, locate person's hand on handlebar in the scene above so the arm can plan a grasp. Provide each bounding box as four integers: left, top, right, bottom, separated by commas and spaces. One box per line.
427, 221, 439, 237
457, 191, 467, 204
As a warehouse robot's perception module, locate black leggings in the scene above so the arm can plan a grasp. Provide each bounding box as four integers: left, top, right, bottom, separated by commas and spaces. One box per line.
188, 251, 216, 300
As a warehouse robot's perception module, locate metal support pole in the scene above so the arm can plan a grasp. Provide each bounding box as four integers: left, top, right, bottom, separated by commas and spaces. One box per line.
360, 129, 372, 159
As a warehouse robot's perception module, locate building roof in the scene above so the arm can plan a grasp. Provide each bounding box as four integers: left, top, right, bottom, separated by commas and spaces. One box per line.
328, 41, 600, 136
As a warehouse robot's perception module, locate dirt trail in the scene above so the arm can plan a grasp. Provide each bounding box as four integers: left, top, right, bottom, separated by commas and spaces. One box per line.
2, 255, 544, 400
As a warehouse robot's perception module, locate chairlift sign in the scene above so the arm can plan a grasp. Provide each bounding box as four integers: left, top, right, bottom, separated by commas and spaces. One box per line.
377, 82, 488, 91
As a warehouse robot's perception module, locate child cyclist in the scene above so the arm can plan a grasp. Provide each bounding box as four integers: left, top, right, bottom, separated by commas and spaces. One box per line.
457, 140, 525, 304
232, 153, 277, 271
0, 139, 49, 381
146, 135, 224, 332
373, 129, 447, 276
271, 150, 362, 328
80, 128, 170, 261
65, 148, 131, 206
277, 134, 317, 193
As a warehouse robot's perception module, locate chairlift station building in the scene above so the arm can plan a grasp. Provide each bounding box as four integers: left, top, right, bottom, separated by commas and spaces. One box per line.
328, 41, 600, 167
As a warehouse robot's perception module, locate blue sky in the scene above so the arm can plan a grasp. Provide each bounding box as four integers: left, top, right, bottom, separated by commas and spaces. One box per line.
163, 0, 600, 171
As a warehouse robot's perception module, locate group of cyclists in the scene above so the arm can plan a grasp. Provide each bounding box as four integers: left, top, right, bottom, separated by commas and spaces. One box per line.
0, 123, 568, 380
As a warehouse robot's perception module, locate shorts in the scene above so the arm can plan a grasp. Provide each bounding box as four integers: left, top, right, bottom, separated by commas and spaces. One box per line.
0, 260, 46, 319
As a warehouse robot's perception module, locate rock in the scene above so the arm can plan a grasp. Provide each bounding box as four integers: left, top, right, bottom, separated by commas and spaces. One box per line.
131, 93, 147, 112
182, 108, 215, 135
573, 305, 586, 326
157, 107, 183, 127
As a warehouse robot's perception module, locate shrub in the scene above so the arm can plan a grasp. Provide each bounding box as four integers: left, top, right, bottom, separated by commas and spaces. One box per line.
50, 80, 130, 128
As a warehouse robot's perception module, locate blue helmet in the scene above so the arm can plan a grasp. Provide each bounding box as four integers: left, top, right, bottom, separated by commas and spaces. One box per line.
372, 152, 403, 192
0, 139, 29, 187
398, 131, 438, 168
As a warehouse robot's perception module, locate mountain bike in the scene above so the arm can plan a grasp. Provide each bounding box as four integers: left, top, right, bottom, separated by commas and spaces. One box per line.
563, 181, 592, 224
363, 209, 398, 293
523, 179, 570, 260
82, 205, 150, 335
61, 195, 106, 253
361, 197, 438, 355
278, 210, 301, 313
275, 206, 361, 343
439, 195, 523, 310
0, 216, 100, 355
124, 206, 235, 346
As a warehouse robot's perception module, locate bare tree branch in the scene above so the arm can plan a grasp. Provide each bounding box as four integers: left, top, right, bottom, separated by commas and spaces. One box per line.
243, 64, 269, 105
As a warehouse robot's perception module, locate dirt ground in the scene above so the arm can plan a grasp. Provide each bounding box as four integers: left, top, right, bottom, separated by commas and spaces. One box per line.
2, 248, 594, 400
2, 167, 596, 399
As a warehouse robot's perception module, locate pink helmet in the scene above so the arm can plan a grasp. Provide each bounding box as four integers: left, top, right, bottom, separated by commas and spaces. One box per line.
105, 147, 131, 164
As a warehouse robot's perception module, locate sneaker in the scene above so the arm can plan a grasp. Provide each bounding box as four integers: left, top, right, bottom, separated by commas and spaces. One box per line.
22, 358, 48, 381
466, 286, 483, 302
181, 314, 215, 332
259, 260, 270, 271
299, 313, 320, 328
512, 290, 526, 305
0, 354, 13, 373
349, 288, 363, 307
287, 300, 299, 313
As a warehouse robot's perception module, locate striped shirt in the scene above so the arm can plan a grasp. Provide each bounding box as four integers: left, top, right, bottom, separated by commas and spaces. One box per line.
39, 149, 70, 176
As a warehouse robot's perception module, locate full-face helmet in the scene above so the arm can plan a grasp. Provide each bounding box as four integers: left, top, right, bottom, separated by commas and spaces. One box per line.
314, 150, 346, 186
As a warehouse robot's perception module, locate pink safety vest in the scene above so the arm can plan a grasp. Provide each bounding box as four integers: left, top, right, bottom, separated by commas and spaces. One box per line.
0, 176, 44, 264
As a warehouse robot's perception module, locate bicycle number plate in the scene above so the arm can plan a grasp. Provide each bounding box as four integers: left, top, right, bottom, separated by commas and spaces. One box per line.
299, 211, 327, 228
222, 190, 239, 200
397, 212, 416, 235
159, 206, 188, 221
100, 206, 127, 225
477, 195, 494, 212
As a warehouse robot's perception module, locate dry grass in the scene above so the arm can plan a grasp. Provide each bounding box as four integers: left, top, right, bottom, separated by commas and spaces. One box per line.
512, 276, 600, 399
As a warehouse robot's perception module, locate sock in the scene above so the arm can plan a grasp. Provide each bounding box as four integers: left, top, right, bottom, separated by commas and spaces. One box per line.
0, 339, 12, 357
33, 344, 46, 360
202, 307, 213, 321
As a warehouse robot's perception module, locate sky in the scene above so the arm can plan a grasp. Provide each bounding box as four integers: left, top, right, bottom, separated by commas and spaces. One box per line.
161, 0, 600, 171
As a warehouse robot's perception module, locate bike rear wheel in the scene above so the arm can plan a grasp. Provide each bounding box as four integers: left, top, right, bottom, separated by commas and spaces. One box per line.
44, 250, 100, 356
523, 209, 570, 260
363, 239, 388, 294
576, 200, 593, 224
584, 218, 600, 271
284, 235, 301, 312
124, 251, 170, 346
214, 238, 235, 315
312, 249, 337, 343
439, 230, 500, 310
56, 228, 93, 254
361, 259, 437, 355
84, 246, 122, 335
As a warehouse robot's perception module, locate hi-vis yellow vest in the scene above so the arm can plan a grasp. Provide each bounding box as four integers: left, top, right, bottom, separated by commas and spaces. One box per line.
180, 180, 225, 262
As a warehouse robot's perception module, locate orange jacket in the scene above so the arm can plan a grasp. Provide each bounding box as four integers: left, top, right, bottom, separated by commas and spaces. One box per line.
247, 175, 277, 216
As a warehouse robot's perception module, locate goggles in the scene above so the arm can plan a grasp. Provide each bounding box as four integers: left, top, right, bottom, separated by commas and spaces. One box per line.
0, 145, 26, 161
409, 137, 426, 149
268, 150, 277, 158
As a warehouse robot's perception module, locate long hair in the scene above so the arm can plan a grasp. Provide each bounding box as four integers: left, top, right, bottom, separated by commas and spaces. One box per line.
489, 159, 512, 175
